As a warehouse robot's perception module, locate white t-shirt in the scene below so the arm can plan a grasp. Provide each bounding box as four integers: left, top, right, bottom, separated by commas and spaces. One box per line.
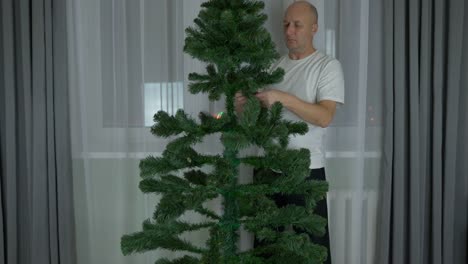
269, 50, 344, 169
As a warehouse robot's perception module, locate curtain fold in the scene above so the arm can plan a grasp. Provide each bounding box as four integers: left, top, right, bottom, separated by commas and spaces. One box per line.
0, 0, 76, 263
377, 0, 468, 263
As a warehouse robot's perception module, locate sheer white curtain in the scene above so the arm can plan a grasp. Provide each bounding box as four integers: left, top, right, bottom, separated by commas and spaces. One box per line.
316, 0, 383, 263
67, 1, 209, 263
67, 0, 383, 263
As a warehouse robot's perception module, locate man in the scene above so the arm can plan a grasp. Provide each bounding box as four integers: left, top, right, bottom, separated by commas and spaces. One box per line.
236, 1, 344, 263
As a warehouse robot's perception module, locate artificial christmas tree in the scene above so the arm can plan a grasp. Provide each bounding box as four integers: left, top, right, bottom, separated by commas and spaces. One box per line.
121, 0, 329, 263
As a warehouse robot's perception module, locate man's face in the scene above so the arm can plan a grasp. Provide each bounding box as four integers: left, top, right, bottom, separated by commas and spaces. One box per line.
283, 4, 317, 54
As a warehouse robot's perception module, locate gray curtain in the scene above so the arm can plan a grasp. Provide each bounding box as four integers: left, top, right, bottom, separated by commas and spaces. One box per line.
377, 0, 468, 263
0, 0, 76, 263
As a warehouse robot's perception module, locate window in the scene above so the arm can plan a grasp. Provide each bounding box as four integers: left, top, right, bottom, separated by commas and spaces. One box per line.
144, 82, 184, 127
99, 0, 185, 128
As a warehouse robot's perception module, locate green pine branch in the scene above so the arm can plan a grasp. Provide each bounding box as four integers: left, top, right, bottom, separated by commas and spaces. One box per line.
121, 230, 206, 256
155, 256, 200, 264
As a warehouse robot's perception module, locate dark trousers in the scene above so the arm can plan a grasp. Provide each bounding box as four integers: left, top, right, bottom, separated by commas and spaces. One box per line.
254, 168, 332, 264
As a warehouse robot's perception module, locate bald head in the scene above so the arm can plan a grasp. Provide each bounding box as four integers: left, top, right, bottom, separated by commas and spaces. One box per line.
286, 1, 318, 25
283, 1, 319, 58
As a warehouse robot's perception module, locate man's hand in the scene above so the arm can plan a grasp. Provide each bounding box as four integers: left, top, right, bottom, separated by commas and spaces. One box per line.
256, 88, 337, 128
235, 92, 247, 114
255, 89, 289, 107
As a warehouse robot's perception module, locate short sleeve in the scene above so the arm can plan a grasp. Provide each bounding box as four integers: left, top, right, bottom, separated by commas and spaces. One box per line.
317, 59, 345, 105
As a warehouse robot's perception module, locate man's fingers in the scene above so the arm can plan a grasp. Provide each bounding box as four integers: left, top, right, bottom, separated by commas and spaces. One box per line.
236, 97, 246, 104
255, 92, 266, 101
235, 92, 245, 98
255, 92, 272, 107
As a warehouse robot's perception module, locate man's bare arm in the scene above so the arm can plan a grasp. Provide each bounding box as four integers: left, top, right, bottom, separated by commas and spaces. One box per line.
255, 89, 337, 128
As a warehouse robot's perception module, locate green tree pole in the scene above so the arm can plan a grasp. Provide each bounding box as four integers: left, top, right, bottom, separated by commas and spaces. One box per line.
121, 1, 329, 263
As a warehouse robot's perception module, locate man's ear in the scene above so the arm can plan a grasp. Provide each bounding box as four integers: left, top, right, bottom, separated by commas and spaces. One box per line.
311, 23, 318, 34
